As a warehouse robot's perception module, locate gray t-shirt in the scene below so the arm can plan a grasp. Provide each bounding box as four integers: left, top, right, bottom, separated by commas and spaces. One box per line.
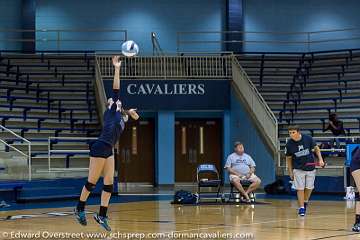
224, 152, 256, 176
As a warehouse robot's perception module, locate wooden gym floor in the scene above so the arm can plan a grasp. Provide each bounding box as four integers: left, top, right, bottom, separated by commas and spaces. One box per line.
0, 195, 360, 240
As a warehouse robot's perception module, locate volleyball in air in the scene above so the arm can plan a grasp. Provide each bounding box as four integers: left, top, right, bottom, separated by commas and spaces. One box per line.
121, 40, 139, 57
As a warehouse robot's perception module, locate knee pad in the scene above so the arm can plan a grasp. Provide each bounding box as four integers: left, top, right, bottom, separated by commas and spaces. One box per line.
85, 181, 96, 192
103, 184, 113, 193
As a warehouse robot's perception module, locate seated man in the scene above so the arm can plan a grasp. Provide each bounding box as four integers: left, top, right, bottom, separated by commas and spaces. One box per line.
324, 112, 346, 150
324, 113, 345, 136
224, 141, 261, 202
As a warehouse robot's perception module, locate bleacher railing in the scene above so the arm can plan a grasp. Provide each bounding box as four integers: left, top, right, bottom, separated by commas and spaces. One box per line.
177, 28, 360, 52
96, 54, 233, 79
2, 28, 359, 52
0, 28, 127, 51
232, 57, 279, 156
47, 136, 96, 172
0, 124, 32, 180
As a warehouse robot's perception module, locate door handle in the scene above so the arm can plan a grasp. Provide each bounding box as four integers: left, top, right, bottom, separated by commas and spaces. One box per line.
193, 149, 197, 164
126, 149, 131, 163
121, 149, 126, 163
188, 149, 192, 163
190, 149, 193, 163
189, 148, 197, 164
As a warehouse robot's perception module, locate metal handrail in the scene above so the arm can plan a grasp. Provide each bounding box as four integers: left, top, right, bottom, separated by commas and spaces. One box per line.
177, 28, 360, 35
0, 139, 28, 157
283, 136, 360, 146
177, 28, 360, 52
232, 57, 278, 124
96, 54, 233, 78
0, 28, 127, 51
0, 28, 126, 32
48, 136, 97, 172
177, 38, 360, 45
0, 125, 32, 180
232, 56, 279, 155
96, 51, 234, 56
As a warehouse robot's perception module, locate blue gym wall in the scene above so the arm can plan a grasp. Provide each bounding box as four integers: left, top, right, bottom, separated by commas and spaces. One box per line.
35, 0, 225, 52
156, 111, 175, 185
2, 0, 360, 53
0, 0, 22, 51
228, 88, 276, 186
243, 0, 360, 52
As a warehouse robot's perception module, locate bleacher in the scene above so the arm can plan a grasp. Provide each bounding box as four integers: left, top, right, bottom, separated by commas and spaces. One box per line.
238, 49, 360, 173
0, 53, 101, 179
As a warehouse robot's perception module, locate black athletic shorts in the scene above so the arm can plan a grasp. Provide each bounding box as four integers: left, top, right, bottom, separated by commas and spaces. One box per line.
89, 140, 113, 158
350, 158, 360, 173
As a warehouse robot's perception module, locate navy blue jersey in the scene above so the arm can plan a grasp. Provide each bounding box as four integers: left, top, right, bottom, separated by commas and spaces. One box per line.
285, 134, 317, 171
350, 146, 360, 172
97, 90, 125, 147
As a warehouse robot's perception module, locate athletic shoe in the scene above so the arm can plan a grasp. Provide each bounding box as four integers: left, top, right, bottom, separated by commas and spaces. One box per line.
249, 192, 256, 203
94, 213, 111, 232
244, 198, 252, 203
240, 196, 251, 203
352, 223, 360, 232
304, 202, 308, 210
74, 208, 87, 226
298, 207, 306, 217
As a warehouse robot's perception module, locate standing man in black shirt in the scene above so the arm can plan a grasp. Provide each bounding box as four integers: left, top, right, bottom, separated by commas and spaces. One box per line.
285, 125, 324, 217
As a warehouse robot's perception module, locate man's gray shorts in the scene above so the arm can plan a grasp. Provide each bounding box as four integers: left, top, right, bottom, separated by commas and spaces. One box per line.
293, 169, 316, 190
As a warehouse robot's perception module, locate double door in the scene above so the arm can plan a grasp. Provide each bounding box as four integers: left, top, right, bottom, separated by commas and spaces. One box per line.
116, 119, 154, 183
175, 119, 222, 182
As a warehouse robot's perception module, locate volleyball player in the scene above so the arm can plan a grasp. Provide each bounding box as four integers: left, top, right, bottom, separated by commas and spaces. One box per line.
74, 56, 139, 231
285, 125, 324, 217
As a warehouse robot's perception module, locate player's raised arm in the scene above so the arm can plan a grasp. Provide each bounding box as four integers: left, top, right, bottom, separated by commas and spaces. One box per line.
112, 56, 121, 90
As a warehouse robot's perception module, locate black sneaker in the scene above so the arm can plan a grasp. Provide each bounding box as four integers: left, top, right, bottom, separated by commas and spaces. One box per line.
74, 208, 87, 226
94, 213, 111, 232
304, 202, 308, 210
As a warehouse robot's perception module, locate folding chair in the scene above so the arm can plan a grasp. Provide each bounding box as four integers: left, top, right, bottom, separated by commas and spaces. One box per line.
228, 179, 256, 202
196, 164, 223, 202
